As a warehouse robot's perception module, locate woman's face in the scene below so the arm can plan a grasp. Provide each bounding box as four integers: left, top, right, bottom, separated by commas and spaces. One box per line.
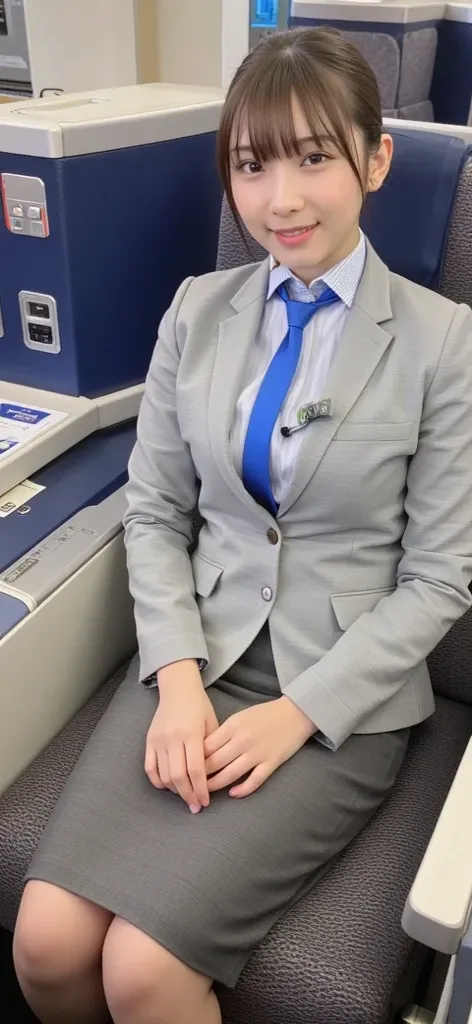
230, 97, 392, 285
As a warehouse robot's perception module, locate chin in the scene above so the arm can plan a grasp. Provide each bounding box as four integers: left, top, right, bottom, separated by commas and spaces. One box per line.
285, 247, 329, 272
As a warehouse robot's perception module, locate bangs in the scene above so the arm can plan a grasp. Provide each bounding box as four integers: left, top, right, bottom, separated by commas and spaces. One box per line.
231, 66, 355, 169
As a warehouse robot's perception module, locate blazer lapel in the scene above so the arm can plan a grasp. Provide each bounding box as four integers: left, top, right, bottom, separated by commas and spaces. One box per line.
278, 243, 395, 517
208, 258, 272, 514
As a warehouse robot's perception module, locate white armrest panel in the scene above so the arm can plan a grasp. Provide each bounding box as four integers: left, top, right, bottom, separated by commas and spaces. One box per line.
402, 737, 472, 954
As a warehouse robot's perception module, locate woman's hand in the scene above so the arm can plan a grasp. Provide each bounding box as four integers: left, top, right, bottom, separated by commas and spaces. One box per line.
145, 659, 219, 813
204, 696, 317, 798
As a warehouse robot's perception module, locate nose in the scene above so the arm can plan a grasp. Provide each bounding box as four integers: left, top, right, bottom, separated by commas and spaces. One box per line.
268, 166, 305, 218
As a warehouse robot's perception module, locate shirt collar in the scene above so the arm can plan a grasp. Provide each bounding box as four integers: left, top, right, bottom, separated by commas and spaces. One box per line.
266, 231, 366, 308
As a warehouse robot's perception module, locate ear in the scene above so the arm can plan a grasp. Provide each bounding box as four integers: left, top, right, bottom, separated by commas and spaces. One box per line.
367, 134, 393, 192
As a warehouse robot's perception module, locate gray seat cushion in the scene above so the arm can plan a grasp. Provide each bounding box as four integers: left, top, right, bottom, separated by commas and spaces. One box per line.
398, 28, 438, 108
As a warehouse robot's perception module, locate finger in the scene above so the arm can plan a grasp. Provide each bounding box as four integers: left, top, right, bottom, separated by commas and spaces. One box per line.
154, 748, 178, 795
205, 708, 220, 735
204, 721, 231, 757
157, 746, 171, 788
205, 740, 237, 776
229, 764, 271, 799
168, 741, 200, 810
207, 755, 252, 793
185, 739, 210, 808
144, 744, 165, 789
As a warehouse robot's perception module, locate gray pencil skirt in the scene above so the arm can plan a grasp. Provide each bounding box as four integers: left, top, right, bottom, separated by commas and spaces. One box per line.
26, 624, 409, 988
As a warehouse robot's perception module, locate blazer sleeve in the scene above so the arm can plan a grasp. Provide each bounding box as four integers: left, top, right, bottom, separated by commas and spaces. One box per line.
284, 302, 472, 750
123, 276, 209, 683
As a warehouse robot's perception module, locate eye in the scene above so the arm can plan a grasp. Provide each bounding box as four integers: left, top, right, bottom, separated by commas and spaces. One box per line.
303, 153, 328, 166
237, 160, 263, 174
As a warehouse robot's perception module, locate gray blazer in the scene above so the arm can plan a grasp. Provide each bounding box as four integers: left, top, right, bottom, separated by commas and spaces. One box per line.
124, 242, 472, 750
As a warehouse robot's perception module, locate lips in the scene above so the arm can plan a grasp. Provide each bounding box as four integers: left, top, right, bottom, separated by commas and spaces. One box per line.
274, 225, 316, 236
273, 224, 317, 247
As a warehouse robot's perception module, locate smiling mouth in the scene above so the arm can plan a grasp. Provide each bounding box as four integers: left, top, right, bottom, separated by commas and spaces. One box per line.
272, 224, 317, 237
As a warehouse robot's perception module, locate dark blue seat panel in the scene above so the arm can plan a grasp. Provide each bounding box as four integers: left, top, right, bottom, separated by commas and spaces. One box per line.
362, 130, 472, 290
0, 421, 136, 574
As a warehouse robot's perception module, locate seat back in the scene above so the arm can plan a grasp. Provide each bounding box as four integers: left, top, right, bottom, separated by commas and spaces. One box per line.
216, 124, 472, 707
290, 6, 439, 119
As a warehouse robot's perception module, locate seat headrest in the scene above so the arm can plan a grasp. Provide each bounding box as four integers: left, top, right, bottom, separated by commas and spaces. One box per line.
361, 128, 472, 290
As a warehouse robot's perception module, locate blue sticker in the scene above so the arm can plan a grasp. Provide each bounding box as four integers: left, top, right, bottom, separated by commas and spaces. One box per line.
0, 403, 50, 425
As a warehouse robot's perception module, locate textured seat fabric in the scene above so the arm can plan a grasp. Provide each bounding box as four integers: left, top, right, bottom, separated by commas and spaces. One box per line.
427, 600, 472, 704
439, 158, 472, 308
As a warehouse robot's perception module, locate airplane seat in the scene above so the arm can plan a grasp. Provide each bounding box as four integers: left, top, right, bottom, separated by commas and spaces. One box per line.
340, 27, 436, 122
290, 4, 441, 121
1, 129, 472, 1023
339, 30, 400, 113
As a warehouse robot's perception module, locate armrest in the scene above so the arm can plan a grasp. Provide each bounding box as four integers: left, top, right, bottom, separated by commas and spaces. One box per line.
402, 737, 472, 954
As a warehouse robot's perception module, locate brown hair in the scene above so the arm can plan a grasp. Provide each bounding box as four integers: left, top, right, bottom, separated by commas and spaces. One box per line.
217, 27, 382, 221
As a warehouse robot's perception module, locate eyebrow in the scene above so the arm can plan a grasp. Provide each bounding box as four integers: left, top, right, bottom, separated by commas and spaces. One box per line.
231, 135, 331, 154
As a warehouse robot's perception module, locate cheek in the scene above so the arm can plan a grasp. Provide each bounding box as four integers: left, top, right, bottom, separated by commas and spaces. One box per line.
317, 169, 363, 219
231, 181, 261, 225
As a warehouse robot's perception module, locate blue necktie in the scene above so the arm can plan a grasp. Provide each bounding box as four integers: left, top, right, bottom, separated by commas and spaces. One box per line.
242, 282, 340, 515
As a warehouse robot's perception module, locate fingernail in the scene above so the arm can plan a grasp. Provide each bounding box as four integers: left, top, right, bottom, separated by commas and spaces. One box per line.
190, 805, 201, 814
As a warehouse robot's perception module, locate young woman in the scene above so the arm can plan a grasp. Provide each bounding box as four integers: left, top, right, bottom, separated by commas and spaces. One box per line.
13, 26, 472, 1024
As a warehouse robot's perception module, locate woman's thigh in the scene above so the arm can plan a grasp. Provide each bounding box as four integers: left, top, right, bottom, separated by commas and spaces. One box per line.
14, 880, 113, 981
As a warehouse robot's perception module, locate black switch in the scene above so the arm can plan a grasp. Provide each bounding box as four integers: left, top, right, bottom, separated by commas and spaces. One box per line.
28, 322, 53, 344
28, 301, 50, 319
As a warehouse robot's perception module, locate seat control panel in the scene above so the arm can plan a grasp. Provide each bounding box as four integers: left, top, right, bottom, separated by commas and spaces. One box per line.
1, 174, 49, 238
19, 292, 61, 354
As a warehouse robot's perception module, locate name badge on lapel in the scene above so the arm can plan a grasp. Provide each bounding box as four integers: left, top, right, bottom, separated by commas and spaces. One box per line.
281, 399, 333, 437
297, 399, 333, 426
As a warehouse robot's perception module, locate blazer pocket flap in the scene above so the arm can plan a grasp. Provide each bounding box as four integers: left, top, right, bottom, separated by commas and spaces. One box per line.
330, 587, 396, 631
335, 422, 412, 442
192, 553, 224, 598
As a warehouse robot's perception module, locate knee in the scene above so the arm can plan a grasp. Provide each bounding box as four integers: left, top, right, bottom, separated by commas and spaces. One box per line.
13, 914, 69, 989
102, 917, 170, 1014
102, 917, 209, 1018
13, 880, 111, 988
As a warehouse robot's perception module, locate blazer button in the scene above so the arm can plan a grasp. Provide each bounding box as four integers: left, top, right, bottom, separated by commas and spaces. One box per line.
267, 528, 279, 545
261, 587, 273, 602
